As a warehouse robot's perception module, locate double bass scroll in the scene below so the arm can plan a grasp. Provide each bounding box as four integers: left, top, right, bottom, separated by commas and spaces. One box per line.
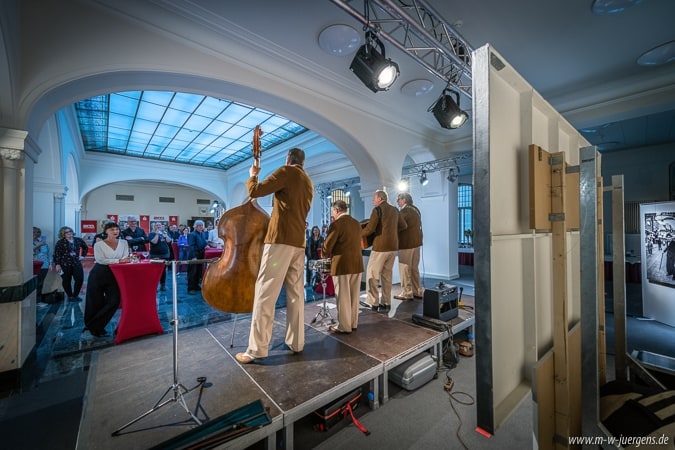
201, 125, 270, 313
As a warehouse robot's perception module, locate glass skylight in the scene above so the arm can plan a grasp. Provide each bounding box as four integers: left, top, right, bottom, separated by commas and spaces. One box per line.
74, 91, 308, 169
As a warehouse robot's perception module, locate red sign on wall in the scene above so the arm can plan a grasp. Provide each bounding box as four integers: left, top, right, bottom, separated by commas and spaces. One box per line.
169, 215, 179, 226
139, 215, 150, 234
81, 220, 98, 255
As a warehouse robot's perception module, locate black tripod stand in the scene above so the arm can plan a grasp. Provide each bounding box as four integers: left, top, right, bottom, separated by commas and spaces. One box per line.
311, 270, 335, 326
112, 259, 208, 436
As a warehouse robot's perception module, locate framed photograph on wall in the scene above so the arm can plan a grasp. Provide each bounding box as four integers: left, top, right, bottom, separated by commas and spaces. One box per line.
643, 207, 675, 288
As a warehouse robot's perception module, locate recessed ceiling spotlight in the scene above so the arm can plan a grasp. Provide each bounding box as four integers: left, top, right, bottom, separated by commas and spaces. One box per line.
637, 41, 675, 66
318, 24, 361, 56
591, 0, 643, 15
400, 79, 435, 97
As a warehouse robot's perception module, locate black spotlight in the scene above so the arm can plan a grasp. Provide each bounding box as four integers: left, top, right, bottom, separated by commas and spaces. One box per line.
350, 31, 399, 92
430, 89, 469, 129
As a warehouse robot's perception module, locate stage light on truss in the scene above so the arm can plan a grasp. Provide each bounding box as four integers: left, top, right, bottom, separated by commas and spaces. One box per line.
398, 179, 409, 192
344, 184, 351, 197
419, 170, 429, 186
350, 30, 399, 92
430, 89, 468, 129
447, 166, 460, 183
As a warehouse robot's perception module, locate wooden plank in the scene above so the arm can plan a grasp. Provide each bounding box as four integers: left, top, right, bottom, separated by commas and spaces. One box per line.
550, 151, 571, 447
565, 170, 580, 230
534, 350, 555, 450
529, 144, 552, 230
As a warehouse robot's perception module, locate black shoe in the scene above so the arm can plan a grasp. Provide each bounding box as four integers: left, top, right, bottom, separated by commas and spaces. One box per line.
90, 329, 109, 337
371, 305, 380, 312
379, 304, 391, 312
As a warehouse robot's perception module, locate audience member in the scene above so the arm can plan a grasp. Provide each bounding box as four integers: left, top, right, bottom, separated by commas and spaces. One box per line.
361, 190, 404, 313
187, 220, 208, 294
323, 200, 363, 333
93, 219, 112, 246
84, 222, 131, 337
122, 216, 148, 252
305, 225, 324, 286
394, 192, 424, 300
148, 222, 172, 291
53, 226, 89, 302
235, 147, 313, 364
208, 218, 224, 248
32, 227, 51, 303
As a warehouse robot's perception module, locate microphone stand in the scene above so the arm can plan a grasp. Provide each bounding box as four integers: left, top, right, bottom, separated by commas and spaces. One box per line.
111, 258, 216, 436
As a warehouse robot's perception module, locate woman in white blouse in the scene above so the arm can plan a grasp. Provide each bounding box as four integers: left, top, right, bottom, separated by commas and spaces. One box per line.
84, 222, 132, 337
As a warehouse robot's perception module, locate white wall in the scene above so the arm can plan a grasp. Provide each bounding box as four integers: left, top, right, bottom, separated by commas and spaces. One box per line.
83, 182, 218, 226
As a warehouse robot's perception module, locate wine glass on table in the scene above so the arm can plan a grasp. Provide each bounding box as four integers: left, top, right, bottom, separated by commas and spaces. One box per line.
141, 251, 149, 261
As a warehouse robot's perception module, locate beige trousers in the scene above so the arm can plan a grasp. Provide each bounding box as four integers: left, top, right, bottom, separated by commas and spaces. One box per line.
366, 250, 395, 306
398, 246, 423, 298
332, 273, 362, 331
246, 243, 306, 358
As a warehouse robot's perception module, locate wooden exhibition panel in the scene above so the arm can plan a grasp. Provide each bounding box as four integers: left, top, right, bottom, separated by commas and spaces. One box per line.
472, 44, 590, 436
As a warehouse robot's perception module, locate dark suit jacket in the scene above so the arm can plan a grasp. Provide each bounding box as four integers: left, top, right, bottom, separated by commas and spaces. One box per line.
361, 201, 403, 252
323, 214, 364, 276
398, 205, 422, 249
247, 164, 313, 248
122, 226, 148, 251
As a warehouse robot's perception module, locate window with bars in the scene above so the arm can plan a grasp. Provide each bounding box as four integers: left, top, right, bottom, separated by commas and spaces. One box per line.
458, 183, 473, 246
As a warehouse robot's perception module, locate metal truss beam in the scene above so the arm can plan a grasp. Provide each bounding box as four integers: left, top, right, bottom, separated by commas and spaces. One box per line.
330, 0, 474, 99
402, 152, 472, 176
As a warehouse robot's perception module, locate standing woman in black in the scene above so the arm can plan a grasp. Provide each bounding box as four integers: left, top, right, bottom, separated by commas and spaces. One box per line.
53, 226, 89, 302
305, 225, 324, 286
84, 222, 131, 337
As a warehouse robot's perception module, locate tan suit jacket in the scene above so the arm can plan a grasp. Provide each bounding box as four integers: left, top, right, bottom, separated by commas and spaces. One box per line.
323, 214, 364, 276
361, 201, 403, 252
398, 205, 422, 249
246, 164, 313, 248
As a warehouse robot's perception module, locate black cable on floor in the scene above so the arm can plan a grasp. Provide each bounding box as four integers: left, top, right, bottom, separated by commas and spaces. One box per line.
443, 372, 475, 450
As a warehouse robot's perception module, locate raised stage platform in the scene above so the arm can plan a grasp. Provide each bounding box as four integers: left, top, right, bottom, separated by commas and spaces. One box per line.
76, 296, 474, 449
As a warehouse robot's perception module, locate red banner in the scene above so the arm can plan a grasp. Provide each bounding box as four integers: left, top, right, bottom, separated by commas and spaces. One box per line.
139, 215, 150, 234
81, 220, 97, 255
169, 215, 179, 226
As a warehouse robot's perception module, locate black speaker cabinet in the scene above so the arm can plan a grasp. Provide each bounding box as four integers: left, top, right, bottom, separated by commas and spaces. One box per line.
423, 283, 458, 322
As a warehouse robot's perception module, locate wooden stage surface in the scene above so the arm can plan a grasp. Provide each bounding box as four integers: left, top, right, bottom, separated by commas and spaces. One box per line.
76, 295, 474, 449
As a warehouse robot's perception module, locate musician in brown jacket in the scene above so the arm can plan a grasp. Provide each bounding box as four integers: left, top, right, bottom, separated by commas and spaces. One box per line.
323, 200, 364, 333
361, 189, 405, 313
236, 148, 314, 364
394, 193, 424, 300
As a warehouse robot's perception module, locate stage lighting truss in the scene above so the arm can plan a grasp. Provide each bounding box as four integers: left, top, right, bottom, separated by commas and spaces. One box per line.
350, 30, 400, 92
429, 88, 469, 129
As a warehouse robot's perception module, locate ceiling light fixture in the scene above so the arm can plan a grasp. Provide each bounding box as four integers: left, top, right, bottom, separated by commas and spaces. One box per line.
591, 0, 643, 15
637, 40, 675, 66
400, 79, 435, 97
430, 88, 469, 129
318, 24, 362, 56
419, 170, 429, 186
350, 29, 400, 92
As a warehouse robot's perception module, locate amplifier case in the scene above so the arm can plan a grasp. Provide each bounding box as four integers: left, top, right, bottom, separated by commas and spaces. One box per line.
423, 284, 458, 321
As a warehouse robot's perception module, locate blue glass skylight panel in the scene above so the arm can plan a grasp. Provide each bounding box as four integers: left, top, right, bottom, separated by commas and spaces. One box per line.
195, 97, 230, 118
136, 100, 167, 121
170, 92, 203, 112
142, 90, 173, 106
74, 90, 307, 169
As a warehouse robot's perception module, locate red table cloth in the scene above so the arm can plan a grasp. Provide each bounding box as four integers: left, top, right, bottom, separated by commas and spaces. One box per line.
110, 261, 165, 344
204, 248, 223, 259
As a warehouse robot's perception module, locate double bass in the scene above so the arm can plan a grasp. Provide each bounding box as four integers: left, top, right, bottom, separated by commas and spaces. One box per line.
201, 125, 270, 313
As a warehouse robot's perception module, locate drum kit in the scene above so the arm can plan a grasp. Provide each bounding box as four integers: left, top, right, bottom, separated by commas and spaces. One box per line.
309, 258, 335, 325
